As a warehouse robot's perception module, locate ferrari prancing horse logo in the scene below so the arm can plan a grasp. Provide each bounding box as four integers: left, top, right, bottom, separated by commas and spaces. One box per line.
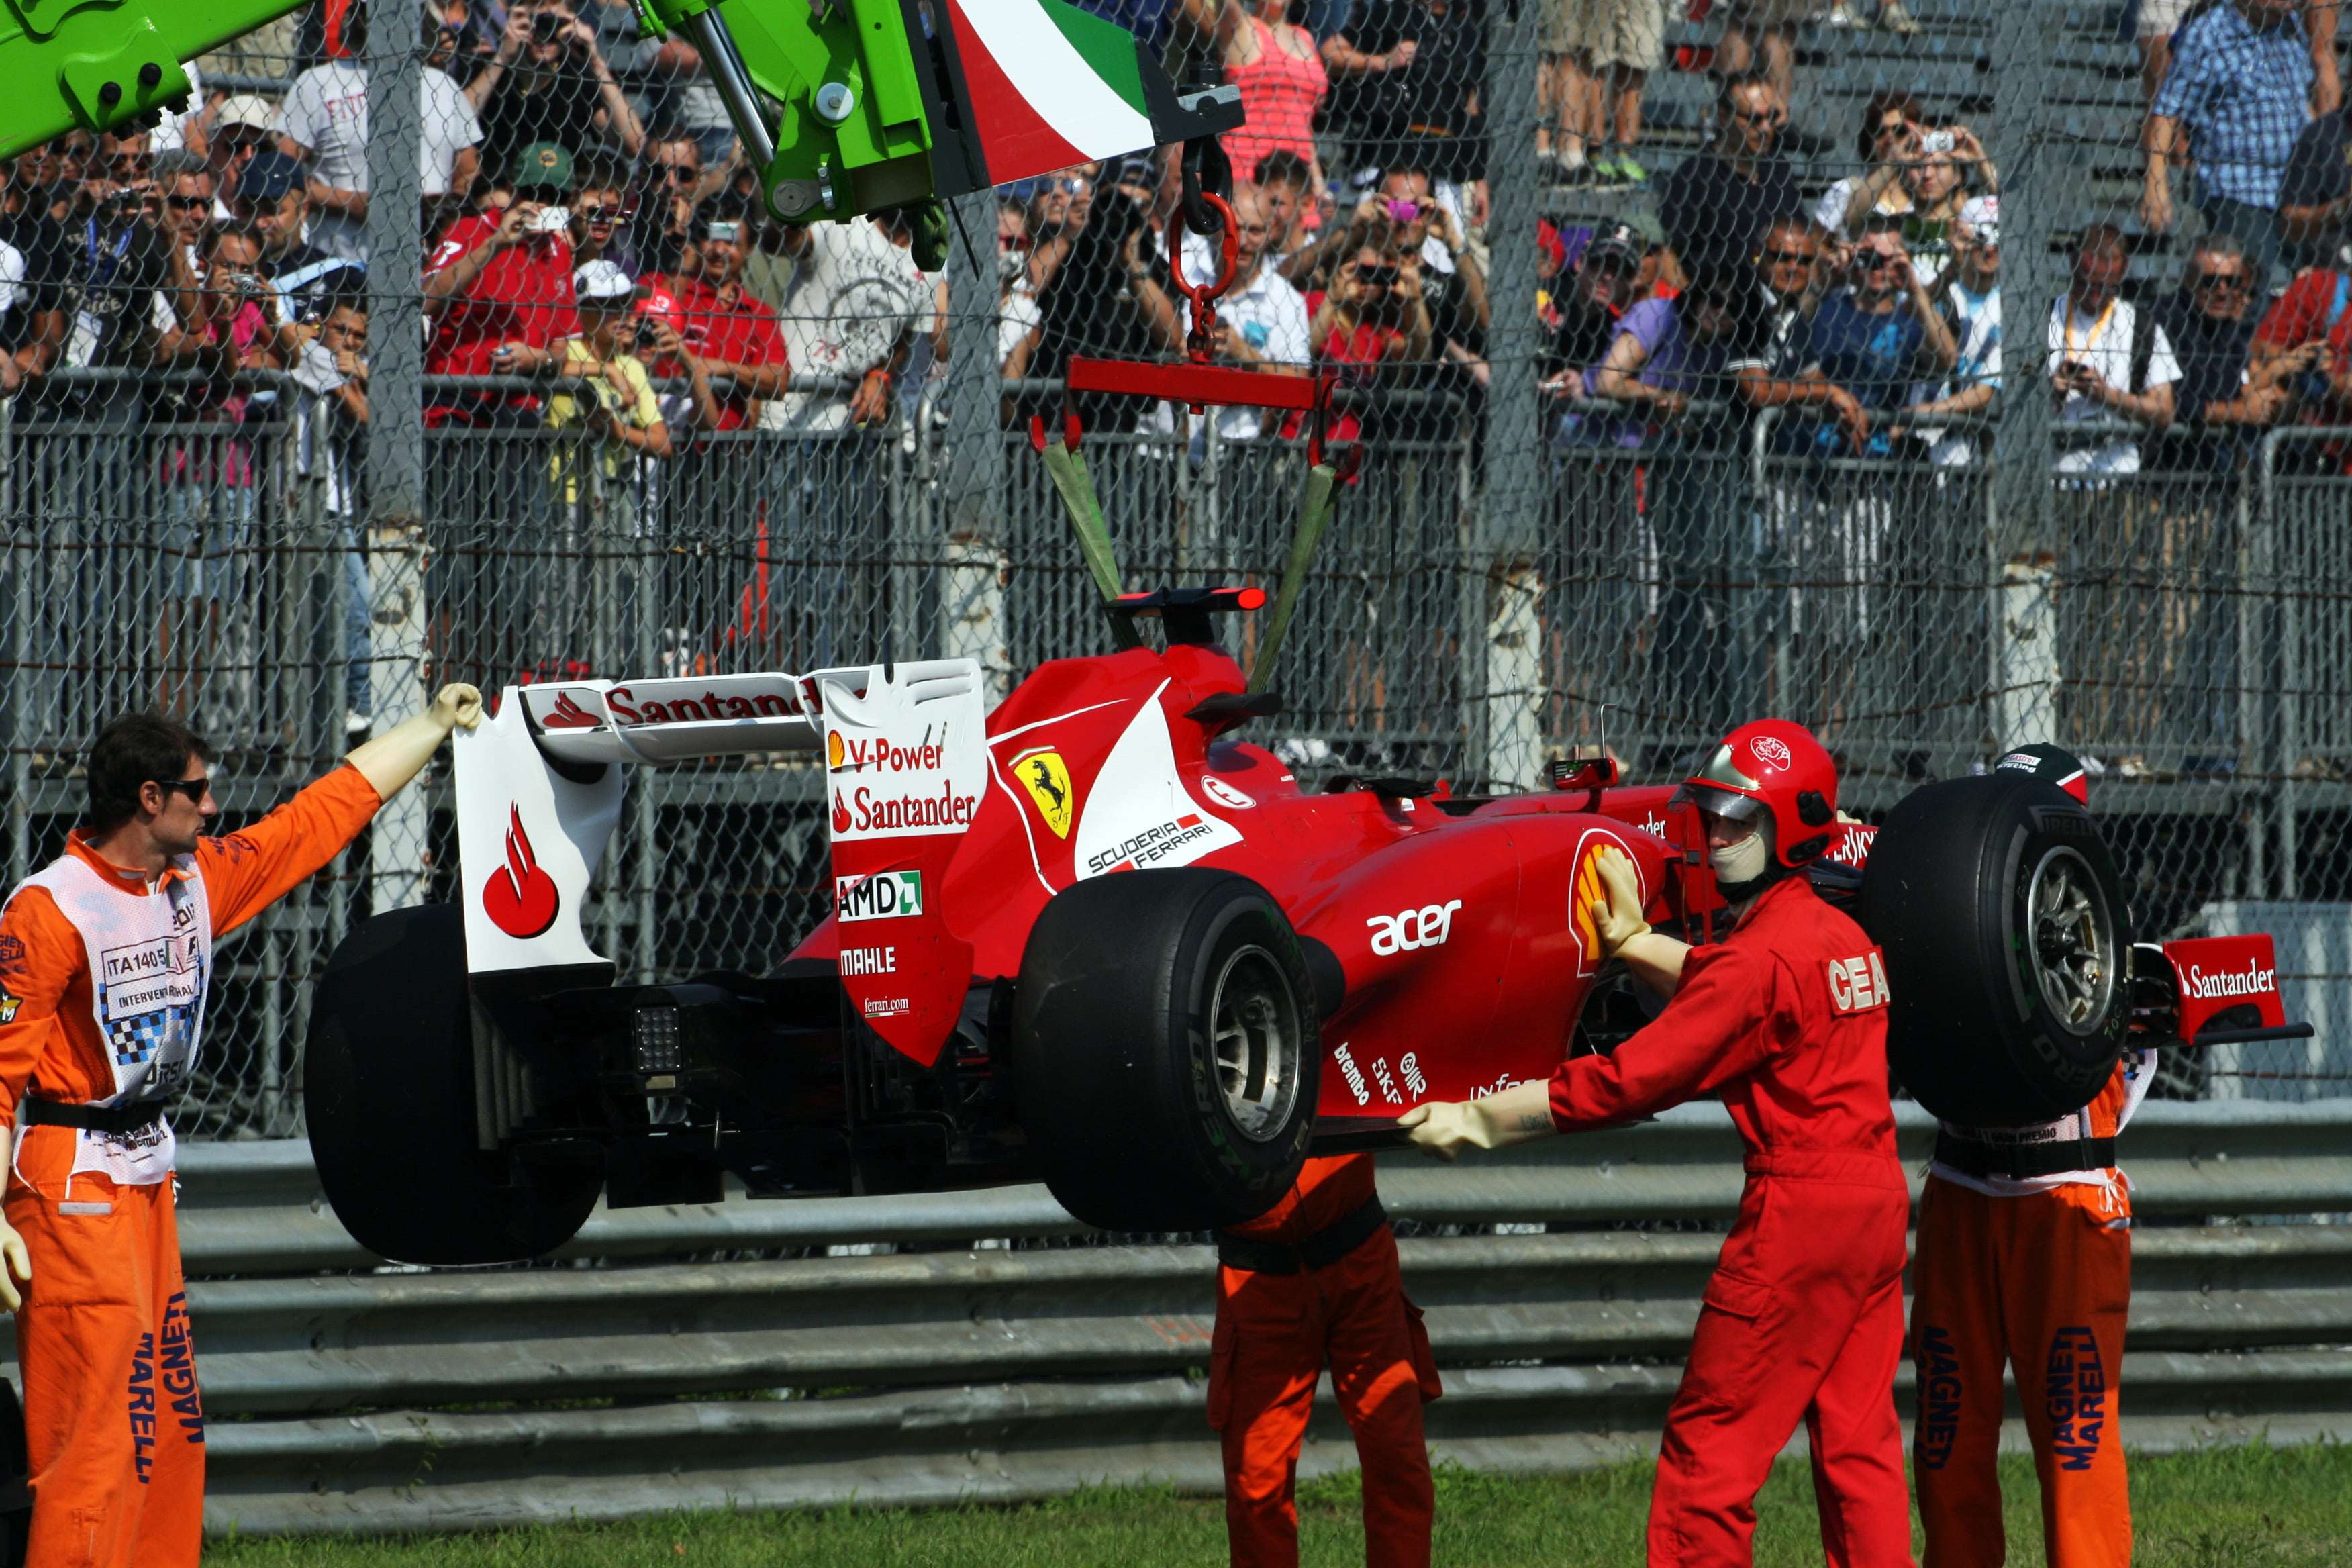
1014, 750, 1075, 838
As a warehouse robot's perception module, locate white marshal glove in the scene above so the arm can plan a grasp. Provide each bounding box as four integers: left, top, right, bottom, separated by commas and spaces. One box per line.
1590, 844, 1691, 994
0, 1212, 30, 1312
1397, 1080, 1557, 1162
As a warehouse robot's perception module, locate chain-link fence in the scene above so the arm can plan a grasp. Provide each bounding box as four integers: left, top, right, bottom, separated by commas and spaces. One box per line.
2, 0, 2348, 1132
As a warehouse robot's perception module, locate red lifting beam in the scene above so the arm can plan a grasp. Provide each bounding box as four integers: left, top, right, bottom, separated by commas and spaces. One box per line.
1066, 356, 1334, 413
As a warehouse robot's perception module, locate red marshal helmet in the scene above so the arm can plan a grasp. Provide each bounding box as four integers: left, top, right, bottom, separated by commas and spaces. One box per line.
1673, 719, 1841, 868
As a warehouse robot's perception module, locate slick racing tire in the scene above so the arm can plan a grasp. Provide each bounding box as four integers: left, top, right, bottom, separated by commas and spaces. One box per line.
305, 903, 603, 1265
1860, 773, 2131, 1126
1012, 869, 1321, 1232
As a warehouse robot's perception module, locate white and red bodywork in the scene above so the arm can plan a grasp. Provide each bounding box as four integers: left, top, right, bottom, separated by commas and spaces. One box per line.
792, 639, 1820, 1115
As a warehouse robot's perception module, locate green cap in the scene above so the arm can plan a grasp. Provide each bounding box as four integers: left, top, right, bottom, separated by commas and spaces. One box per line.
511, 141, 575, 191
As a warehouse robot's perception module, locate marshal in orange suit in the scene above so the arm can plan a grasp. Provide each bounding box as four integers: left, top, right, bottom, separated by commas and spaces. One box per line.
1211, 1153, 1442, 1568
1910, 744, 2142, 1568
0, 693, 479, 1567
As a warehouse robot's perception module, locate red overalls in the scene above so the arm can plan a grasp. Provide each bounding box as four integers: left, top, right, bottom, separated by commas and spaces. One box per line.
1210, 1153, 1442, 1568
1548, 876, 1915, 1568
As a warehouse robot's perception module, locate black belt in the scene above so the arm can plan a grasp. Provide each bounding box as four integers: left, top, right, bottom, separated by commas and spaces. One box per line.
23, 1098, 170, 1136
1935, 1129, 2116, 1181
1218, 1194, 1389, 1275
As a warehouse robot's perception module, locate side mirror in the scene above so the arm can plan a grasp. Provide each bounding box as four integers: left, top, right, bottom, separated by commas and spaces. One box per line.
1549, 756, 1621, 793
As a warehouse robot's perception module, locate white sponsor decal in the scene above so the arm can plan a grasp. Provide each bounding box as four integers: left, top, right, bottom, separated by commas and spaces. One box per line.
1468, 1073, 1524, 1099
1367, 899, 1463, 957
1371, 1057, 1402, 1104
814, 663, 989, 844
836, 871, 925, 922
1332, 1040, 1371, 1106
2187, 960, 2277, 1000
1751, 735, 1793, 770
1826, 950, 1892, 1014
1199, 776, 1255, 810
862, 995, 911, 1018
840, 946, 899, 976
1072, 684, 1245, 880
1400, 1052, 1428, 1097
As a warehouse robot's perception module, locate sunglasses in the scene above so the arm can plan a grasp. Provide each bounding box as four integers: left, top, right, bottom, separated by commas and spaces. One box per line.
1761, 247, 1816, 266
660, 164, 701, 182
150, 777, 209, 803
166, 194, 209, 211
2192, 269, 2248, 291
1856, 250, 1898, 271
1731, 107, 1787, 126
579, 204, 620, 222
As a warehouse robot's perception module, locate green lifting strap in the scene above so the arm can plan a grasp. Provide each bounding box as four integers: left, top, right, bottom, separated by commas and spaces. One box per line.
1248, 463, 1341, 694
1040, 438, 1144, 652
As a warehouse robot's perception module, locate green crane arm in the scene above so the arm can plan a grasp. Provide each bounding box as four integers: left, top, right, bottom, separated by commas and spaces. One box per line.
0, 0, 1240, 238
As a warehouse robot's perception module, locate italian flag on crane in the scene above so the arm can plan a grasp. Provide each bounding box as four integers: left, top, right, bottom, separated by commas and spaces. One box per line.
940, 0, 1165, 179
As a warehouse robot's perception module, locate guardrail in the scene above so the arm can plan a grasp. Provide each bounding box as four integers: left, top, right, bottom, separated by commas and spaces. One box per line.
13, 1099, 2328, 1535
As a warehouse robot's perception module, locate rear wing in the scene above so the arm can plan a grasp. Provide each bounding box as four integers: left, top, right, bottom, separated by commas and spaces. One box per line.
451, 660, 988, 1057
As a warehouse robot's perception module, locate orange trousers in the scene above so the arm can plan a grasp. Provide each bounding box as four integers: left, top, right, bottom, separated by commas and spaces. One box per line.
1208, 1226, 1440, 1568
1910, 1175, 2133, 1568
7, 1167, 205, 1568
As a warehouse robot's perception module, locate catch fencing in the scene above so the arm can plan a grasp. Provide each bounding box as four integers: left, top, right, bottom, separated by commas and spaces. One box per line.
3, 1101, 2329, 1534
6, 0, 2352, 1135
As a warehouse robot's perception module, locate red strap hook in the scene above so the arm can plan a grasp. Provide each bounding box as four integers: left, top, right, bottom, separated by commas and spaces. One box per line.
1171, 190, 1240, 366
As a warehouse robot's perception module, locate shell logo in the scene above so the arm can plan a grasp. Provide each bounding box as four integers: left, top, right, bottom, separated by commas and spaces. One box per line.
827, 730, 845, 769
1750, 735, 1793, 771
1567, 828, 1634, 977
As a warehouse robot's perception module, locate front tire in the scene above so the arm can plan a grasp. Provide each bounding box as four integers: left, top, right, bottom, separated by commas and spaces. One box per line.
1011, 869, 1321, 1232
305, 903, 603, 1265
1861, 774, 2131, 1125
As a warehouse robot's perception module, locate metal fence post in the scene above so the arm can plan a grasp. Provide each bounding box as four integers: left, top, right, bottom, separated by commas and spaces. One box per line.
941, 191, 1010, 703
3, 390, 24, 886
1475, 0, 1545, 784
1988, 0, 2055, 748
365, 1, 430, 912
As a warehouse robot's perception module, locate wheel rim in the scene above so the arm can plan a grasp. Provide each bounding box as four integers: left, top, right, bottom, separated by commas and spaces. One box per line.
2024, 846, 2117, 1031
1208, 945, 1302, 1143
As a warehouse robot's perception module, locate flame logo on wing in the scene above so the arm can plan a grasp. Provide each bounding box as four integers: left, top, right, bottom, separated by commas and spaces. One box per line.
482, 806, 561, 939
541, 692, 602, 730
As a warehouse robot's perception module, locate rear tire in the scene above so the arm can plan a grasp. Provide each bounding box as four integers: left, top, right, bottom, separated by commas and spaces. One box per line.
1861, 775, 2131, 1126
1011, 869, 1320, 1232
305, 903, 603, 1265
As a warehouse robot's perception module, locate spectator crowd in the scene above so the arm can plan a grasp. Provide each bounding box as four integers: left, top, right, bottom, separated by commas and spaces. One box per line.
0, 0, 2345, 513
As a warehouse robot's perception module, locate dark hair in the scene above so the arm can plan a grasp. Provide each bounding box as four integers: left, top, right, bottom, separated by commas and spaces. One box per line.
1716, 69, 1776, 110
339, 3, 371, 54
1859, 211, 1904, 238
205, 221, 266, 260
86, 714, 214, 832
2075, 221, 2127, 262
1751, 211, 1821, 254
1253, 148, 1312, 190
1855, 90, 1922, 160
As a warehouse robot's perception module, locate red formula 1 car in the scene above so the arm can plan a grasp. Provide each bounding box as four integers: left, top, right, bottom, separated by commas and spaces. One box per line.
302, 587, 2313, 1263
302, 205, 2310, 1260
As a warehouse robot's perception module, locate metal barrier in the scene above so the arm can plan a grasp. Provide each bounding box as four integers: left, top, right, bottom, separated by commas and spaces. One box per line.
28, 1099, 2338, 1534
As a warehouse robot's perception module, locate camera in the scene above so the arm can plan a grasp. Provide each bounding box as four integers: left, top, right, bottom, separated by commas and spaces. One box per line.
1920, 129, 1956, 155
532, 10, 564, 43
